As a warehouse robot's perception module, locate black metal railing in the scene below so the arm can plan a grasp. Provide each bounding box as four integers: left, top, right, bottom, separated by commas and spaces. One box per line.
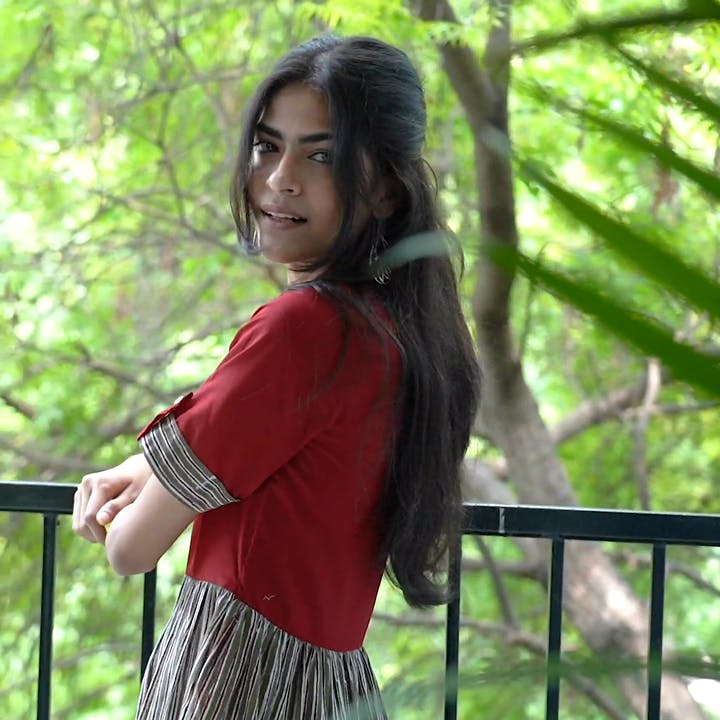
0, 481, 156, 720
3, 482, 720, 720
444, 504, 720, 720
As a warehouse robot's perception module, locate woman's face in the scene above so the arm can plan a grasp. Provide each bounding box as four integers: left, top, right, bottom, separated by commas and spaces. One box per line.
249, 83, 363, 282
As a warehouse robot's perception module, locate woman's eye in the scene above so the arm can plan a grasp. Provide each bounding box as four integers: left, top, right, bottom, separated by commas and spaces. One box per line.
310, 149, 333, 164
252, 140, 276, 153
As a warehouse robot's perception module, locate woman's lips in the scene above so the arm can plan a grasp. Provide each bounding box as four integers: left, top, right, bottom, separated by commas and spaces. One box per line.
261, 208, 307, 224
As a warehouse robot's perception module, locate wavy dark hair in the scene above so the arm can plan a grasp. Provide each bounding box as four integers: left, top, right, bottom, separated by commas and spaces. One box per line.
230, 36, 480, 607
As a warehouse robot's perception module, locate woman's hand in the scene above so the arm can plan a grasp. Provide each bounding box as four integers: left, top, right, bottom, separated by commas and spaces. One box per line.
73, 454, 152, 545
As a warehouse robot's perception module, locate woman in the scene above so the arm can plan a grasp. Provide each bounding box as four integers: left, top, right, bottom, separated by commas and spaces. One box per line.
74, 35, 480, 719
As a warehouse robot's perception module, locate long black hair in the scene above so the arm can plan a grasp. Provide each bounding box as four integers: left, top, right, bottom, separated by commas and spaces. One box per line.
230, 36, 480, 607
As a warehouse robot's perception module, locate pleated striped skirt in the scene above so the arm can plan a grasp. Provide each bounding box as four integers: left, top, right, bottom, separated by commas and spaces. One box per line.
136, 577, 387, 719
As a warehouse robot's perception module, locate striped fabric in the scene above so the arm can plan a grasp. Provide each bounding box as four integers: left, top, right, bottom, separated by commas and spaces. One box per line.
139, 415, 237, 512
136, 577, 387, 720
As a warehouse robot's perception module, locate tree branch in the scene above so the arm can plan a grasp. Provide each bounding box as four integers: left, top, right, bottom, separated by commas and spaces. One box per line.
512, 6, 720, 56
145, 0, 236, 150
475, 537, 519, 627
653, 400, 720, 415
0, 393, 36, 420
0, 434, 90, 474
550, 372, 719, 446
550, 378, 646, 444
610, 549, 720, 598
3, 24, 54, 94
462, 556, 544, 582
633, 358, 662, 510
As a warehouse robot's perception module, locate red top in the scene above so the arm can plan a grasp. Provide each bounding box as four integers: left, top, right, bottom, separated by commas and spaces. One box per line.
138, 286, 401, 651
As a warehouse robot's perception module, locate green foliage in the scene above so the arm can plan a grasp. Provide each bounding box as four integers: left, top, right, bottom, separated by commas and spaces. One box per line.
1, 0, 719, 718
491, 235, 720, 396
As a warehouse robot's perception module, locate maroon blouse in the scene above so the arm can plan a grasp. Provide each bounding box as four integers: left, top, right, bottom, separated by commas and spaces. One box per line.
138, 286, 400, 651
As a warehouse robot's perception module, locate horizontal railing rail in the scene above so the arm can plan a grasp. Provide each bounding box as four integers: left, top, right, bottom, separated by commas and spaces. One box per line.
3, 482, 720, 720
464, 503, 720, 546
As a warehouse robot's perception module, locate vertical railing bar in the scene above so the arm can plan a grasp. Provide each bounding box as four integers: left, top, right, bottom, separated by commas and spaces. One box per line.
545, 538, 565, 720
646, 543, 666, 720
444, 537, 462, 720
37, 514, 57, 720
140, 569, 157, 681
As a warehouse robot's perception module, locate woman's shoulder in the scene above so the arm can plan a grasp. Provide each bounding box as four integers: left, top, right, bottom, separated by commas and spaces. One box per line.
252, 284, 373, 335
235, 286, 345, 355
250, 285, 336, 324
244, 283, 391, 353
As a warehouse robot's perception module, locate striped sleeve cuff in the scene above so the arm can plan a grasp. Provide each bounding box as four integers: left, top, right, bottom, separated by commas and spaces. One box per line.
139, 414, 237, 513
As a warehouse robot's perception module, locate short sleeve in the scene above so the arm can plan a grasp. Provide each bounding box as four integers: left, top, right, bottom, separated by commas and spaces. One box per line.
138, 289, 337, 512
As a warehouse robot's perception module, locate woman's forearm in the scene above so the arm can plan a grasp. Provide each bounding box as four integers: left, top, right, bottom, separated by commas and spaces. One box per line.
105, 474, 197, 576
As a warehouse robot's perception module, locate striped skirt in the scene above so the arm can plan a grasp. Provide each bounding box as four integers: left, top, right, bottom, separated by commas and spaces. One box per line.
136, 577, 387, 719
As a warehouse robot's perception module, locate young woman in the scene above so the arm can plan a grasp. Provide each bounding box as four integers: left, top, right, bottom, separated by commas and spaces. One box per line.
73, 35, 480, 719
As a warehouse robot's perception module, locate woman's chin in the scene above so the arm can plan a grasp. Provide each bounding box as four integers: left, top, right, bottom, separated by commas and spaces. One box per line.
259, 244, 314, 268
258, 244, 293, 265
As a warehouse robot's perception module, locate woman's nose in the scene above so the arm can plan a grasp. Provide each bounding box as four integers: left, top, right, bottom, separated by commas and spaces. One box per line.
267, 153, 301, 195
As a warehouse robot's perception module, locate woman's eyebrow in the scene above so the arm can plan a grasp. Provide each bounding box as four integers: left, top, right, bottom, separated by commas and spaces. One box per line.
256, 122, 332, 144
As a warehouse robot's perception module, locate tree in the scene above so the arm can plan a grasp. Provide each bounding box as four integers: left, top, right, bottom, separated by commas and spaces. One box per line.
413, 0, 719, 716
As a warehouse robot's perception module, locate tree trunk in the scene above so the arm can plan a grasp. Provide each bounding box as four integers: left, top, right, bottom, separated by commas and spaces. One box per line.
419, 0, 705, 716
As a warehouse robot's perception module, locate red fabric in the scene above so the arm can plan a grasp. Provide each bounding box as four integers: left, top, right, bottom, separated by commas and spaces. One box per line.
140, 287, 400, 651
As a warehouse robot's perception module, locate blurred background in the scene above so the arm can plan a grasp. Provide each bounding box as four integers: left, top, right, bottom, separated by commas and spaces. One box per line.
1, 0, 719, 717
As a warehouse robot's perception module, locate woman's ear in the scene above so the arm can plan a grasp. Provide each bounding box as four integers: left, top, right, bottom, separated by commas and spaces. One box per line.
370, 178, 397, 220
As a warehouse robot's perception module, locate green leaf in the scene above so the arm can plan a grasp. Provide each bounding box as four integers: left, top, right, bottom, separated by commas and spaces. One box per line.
518, 161, 720, 319
512, 3, 720, 55
488, 244, 720, 398
522, 83, 720, 201
611, 43, 720, 125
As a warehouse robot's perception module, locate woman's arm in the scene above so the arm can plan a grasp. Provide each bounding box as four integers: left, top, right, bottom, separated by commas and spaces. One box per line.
105, 474, 197, 576
73, 453, 153, 544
